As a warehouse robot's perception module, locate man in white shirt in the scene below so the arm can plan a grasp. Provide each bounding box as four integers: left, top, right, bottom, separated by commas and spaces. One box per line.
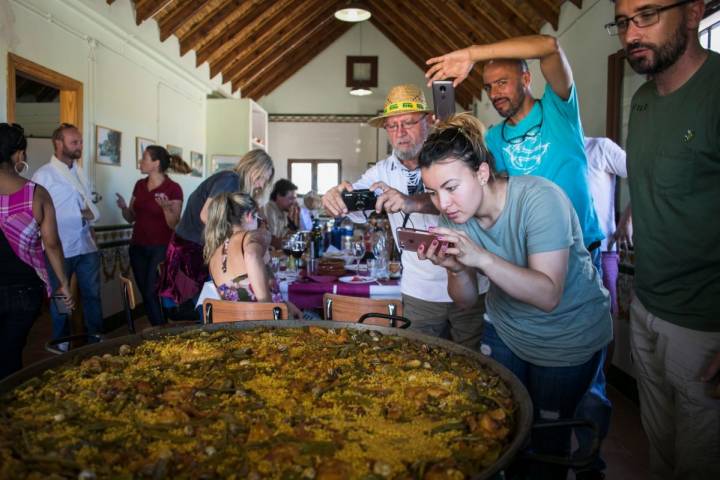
323, 84, 487, 349
32, 124, 103, 340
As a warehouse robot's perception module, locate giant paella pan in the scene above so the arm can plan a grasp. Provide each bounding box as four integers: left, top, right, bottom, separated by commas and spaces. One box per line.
0, 321, 535, 479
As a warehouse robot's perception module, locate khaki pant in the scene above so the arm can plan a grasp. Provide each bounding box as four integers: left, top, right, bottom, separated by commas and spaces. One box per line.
402, 293, 486, 351
630, 296, 720, 480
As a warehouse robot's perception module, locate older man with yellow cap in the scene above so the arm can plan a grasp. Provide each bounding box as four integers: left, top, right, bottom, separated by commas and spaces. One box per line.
323, 84, 487, 350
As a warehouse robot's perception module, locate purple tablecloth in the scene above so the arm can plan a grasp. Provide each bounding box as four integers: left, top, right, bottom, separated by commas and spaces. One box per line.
287, 276, 398, 310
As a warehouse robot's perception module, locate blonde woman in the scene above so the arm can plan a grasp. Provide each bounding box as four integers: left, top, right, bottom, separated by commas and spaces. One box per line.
204, 192, 301, 318
158, 149, 274, 310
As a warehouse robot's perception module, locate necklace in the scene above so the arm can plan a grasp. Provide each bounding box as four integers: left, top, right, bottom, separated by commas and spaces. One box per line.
501, 100, 543, 145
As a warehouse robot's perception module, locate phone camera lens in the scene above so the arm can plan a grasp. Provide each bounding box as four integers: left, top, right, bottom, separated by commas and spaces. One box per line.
440, 86, 446, 93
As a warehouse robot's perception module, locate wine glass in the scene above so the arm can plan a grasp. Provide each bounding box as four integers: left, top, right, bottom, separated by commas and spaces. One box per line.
348, 239, 365, 276
290, 239, 307, 272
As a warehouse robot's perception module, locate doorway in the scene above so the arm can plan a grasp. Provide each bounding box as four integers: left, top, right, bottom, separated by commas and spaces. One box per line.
6, 53, 83, 173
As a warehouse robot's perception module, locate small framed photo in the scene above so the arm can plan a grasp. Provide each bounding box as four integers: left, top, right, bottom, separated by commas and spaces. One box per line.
135, 137, 154, 169
190, 151, 204, 177
211, 154, 241, 174
95, 125, 122, 166
166, 144, 183, 158
346, 56, 378, 88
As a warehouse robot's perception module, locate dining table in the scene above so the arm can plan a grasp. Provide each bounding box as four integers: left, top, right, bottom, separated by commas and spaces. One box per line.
278, 273, 401, 310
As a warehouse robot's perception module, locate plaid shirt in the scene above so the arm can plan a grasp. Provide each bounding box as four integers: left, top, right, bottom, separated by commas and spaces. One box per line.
0, 182, 51, 295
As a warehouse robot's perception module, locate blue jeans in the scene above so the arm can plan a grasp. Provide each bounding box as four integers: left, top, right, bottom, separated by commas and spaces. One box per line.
573, 247, 612, 474
482, 322, 601, 480
129, 244, 167, 326
0, 283, 43, 379
46, 251, 103, 339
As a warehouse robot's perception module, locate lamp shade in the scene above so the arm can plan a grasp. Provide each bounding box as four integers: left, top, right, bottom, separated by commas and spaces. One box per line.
349, 87, 372, 96
334, 1, 371, 22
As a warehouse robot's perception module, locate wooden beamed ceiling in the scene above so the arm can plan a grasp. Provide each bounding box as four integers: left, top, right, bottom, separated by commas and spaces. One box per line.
109, 0, 582, 107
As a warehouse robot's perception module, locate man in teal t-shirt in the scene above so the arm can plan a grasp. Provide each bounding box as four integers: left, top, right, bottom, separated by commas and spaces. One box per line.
610, 1, 720, 478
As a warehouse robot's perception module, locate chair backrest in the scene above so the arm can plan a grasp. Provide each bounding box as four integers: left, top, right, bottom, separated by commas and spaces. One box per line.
119, 274, 136, 333
323, 293, 403, 326
203, 299, 288, 324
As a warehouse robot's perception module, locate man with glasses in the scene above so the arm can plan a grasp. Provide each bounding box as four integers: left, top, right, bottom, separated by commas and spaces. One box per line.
426, 36, 608, 480
323, 84, 487, 350
608, 1, 720, 478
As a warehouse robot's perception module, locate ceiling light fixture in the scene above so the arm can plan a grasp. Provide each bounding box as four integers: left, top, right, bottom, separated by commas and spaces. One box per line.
334, 1, 371, 23
349, 87, 372, 96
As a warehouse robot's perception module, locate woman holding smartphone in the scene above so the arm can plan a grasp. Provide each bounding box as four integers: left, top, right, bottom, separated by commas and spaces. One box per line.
116, 145, 183, 326
416, 113, 611, 480
0, 123, 74, 378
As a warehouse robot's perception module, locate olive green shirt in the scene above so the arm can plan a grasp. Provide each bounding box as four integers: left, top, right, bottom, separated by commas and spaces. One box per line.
626, 51, 720, 331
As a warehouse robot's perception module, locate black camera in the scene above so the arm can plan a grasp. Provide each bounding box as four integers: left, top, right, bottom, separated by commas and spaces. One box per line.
341, 189, 377, 212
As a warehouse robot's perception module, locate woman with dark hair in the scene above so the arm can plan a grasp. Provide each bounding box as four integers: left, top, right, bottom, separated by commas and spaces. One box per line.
116, 145, 183, 326
416, 113, 611, 479
158, 149, 275, 312
0, 123, 74, 378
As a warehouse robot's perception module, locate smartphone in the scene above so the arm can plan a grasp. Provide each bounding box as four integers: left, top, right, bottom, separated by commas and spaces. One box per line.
52, 294, 70, 315
342, 189, 377, 212
433, 81, 456, 121
397, 227, 446, 253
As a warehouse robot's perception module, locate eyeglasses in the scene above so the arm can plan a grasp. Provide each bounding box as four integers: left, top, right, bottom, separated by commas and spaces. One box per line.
501, 101, 543, 145
384, 114, 426, 133
604, 0, 695, 36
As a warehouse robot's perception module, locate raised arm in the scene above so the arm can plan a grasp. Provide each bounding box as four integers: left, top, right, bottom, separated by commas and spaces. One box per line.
426, 34, 573, 100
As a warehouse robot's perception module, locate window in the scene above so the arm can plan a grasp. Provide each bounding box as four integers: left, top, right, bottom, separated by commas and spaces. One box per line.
288, 159, 341, 194
700, 8, 720, 53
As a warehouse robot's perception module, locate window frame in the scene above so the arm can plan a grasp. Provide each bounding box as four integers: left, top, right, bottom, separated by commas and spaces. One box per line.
287, 159, 342, 194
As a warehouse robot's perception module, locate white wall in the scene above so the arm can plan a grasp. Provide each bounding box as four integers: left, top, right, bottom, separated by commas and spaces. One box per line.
0, 0, 238, 225
259, 22, 433, 115
268, 121, 379, 188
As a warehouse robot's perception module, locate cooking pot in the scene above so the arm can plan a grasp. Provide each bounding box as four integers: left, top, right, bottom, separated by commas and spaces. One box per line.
0, 320, 596, 479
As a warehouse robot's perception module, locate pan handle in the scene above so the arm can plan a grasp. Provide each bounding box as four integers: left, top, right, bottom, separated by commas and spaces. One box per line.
521, 419, 599, 468
357, 313, 412, 329
45, 334, 104, 355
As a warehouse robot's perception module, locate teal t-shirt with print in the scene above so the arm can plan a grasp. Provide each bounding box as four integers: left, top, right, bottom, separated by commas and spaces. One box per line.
441, 176, 611, 367
485, 83, 604, 249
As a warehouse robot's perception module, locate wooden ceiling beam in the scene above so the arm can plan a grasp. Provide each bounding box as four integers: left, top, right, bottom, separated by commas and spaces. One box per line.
524, 0, 561, 30
427, 0, 506, 43
478, 0, 536, 36
157, 0, 207, 42
369, 0, 482, 104
135, 0, 174, 26
368, 10, 475, 108
244, 21, 352, 99
569, 0, 583, 8
233, 11, 338, 91
178, 0, 249, 57
400, 0, 486, 98
196, 0, 295, 67
212, 0, 327, 80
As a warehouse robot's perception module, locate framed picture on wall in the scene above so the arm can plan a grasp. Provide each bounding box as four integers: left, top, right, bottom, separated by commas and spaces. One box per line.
190, 151, 204, 177
211, 154, 241, 174
95, 125, 122, 167
166, 144, 183, 159
135, 137, 154, 169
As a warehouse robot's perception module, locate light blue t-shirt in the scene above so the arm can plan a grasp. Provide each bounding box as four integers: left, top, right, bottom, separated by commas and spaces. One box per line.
441, 176, 611, 367
485, 84, 604, 249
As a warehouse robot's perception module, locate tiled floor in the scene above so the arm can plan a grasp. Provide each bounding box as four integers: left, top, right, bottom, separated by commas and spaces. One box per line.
20, 309, 650, 479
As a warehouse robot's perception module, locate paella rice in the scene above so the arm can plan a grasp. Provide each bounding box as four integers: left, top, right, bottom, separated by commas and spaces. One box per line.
0, 326, 516, 479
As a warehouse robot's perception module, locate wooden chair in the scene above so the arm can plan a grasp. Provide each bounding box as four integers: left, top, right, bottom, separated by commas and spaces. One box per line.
202, 298, 289, 324
322, 293, 409, 328
119, 274, 137, 334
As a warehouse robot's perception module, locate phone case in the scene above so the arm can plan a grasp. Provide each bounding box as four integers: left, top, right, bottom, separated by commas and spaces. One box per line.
432, 81, 456, 121
396, 228, 439, 253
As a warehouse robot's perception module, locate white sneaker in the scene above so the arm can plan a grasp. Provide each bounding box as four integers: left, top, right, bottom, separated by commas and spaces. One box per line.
57, 341, 69, 353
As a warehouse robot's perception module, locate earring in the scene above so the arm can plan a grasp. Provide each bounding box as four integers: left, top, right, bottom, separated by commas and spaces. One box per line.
15, 160, 29, 175
480, 178, 487, 186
